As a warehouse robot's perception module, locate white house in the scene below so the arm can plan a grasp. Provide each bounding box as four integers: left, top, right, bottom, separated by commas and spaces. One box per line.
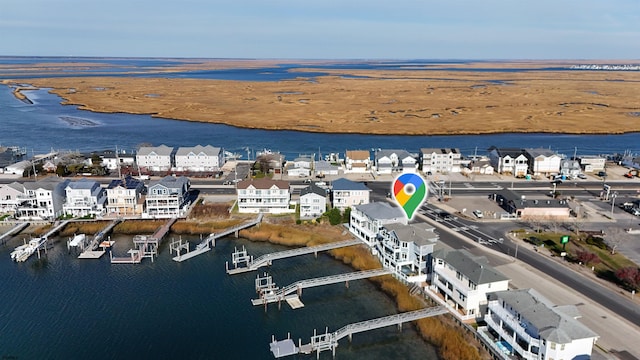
299, 184, 327, 219
429, 248, 510, 321
314, 160, 340, 177
136, 145, 174, 172
420, 148, 463, 173
487, 147, 529, 177
577, 155, 606, 173
467, 157, 495, 175
63, 178, 107, 217
524, 148, 562, 177
349, 202, 407, 247
90, 150, 136, 171
331, 178, 371, 211
559, 159, 581, 179
236, 178, 292, 214
0, 182, 29, 214
480, 288, 598, 360
374, 149, 418, 174
4, 160, 32, 175
344, 150, 371, 173
174, 145, 224, 172
378, 222, 438, 283
15, 178, 69, 220
106, 175, 146, 215
145, 176, 191, 218
286, 156, 313, 178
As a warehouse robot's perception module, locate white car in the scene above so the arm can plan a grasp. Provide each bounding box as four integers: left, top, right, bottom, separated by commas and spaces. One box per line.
472, 210, 484, 218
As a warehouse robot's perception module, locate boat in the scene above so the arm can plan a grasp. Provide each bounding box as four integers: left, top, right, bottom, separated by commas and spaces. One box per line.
12, 237, 46, 262
10, 242, 29, 261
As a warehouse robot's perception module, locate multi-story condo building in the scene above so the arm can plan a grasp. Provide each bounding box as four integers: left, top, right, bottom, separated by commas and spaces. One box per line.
430, 248, 509, 320
481, 288, 598, 360
136, 145, 174, 172
63, 178, 107, 217
349, 202, 406, 247
174, 145, 224, 172
524, 148, 562, 177
236, 178, 291, 214
106, 175, 146, 216
145, 176, 190, 218
420, 148, 463, 173
14, 178, 69, 220
378, 222, 438, 283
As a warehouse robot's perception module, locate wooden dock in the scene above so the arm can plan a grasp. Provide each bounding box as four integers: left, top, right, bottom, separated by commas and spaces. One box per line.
110, 218, 176, 264
0, 222, 29, 245
171, 214, 263, 262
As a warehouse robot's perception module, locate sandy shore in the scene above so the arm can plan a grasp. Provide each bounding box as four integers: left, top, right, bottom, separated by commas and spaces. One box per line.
5, 60, 640, 135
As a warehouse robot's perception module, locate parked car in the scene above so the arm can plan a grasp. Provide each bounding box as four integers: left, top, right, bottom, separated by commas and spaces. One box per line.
597, 171, 607, 177
472, 210, 484, 218
577, 173, 587, 179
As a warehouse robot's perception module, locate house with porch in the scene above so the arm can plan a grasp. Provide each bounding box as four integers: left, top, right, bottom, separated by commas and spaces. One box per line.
236, 178, 292, 214
466, 157, 495, 175
524, 148, 562, 177
145, 176, 191, 218
299, 184, 327, 219
487, 147, 529, 177
559, 159, 581, 179
377, 222, 438, 284
174, 145, 224, 172
429, 247, 510, 321
15, 178, 70, 220
0, 182, 29, 214
136, 145, 174, 173
344, 150, 371, 173
349, 202, 406, 247
62, 178, 107, 217
374, 149, 418, 174
106, 175, 146, 216
480, 288, 598, 360
286, 156, 313, 178
331, 178, 371, 211
420, 148, 463, 174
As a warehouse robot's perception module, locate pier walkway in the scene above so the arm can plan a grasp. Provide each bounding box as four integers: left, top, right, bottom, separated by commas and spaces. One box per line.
0, 222, 29, 245
251, 269, 392, 307
43, 220, 71, 239
226, 238, 362, 275
78, 218, 121, 259
171, 214, 263, 262
270, 306, 448, 358
110, 218, 176, 264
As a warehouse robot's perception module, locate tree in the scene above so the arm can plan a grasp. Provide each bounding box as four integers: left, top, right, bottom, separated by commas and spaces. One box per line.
342, 207, 351, 223
326, 208, 342, 225
615, 267, 640, 290
55, 164, 69, 177
574, 250, 601, 266
90, 153, 103, 166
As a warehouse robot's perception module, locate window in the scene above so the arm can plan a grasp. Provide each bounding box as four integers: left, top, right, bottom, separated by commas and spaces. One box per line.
550, 342, 556, 350
456, 271, 463, 280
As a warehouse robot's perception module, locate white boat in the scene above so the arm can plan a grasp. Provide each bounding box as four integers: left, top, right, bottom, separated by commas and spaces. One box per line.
10, 243, 29, 261
12, 237, 46, 262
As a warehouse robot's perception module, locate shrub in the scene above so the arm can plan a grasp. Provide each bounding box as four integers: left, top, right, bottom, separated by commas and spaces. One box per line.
586, 236, 608, 250
615, 267, 640, 290
574, 250, 601, 265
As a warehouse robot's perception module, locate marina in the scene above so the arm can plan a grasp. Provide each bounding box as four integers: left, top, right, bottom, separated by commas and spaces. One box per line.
226, 238, 363, 274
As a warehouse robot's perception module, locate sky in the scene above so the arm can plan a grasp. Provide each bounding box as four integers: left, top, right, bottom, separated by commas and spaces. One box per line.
2, 0, 639, 59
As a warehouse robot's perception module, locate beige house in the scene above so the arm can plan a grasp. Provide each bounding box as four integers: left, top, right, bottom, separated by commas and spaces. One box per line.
344, 150, 371, 173
236, 178, 292, 214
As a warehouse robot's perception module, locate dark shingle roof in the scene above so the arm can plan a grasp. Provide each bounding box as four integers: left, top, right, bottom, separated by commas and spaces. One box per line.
331, 178, 370, 191
434, 248, 508, 285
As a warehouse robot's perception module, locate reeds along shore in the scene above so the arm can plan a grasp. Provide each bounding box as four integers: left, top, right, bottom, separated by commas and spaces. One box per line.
239, 222, 484, 360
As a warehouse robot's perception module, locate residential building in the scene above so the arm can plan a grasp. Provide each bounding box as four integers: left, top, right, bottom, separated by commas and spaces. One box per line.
145, 176, 191, 218
4, 160, 32, 175
577, 155, 606, 173
349, 202, 406, 246
236, 178, 291, 214
559, 159, 581, 179
174, 145, 224, 172
466, 157, 495, 175
89, 149, 136, 171
374, 149, 418, 174
331, 178, 371, 211
420, 148, 463, 173
136, 145, 174, 172
430, 248, 510, 321
493, 189, 571, 220
0, 182, 29, 214
487, 147, 529, 177
286, 156, 313, 178
524, 148, 562, 177
481, 288, 598, 360
314, 160, 340, 177
344, 150, 371, 173
106, 175, 146, 215
299, 184, 327, 219
15, 178, 69, 220
378, 222, 438, 283
63, 178, 107, 217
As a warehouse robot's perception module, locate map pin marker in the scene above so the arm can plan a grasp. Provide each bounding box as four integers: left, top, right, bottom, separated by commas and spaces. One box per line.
392, 173, 428, 220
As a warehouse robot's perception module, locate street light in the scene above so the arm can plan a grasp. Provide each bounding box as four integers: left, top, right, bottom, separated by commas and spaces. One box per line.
611, 191, 618, 216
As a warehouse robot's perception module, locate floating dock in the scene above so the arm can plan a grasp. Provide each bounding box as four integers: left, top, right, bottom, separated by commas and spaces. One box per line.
171, 214, 263, 262
226, 238, 362, 275
269, 306, 449, 358
252, 269, 392, 308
